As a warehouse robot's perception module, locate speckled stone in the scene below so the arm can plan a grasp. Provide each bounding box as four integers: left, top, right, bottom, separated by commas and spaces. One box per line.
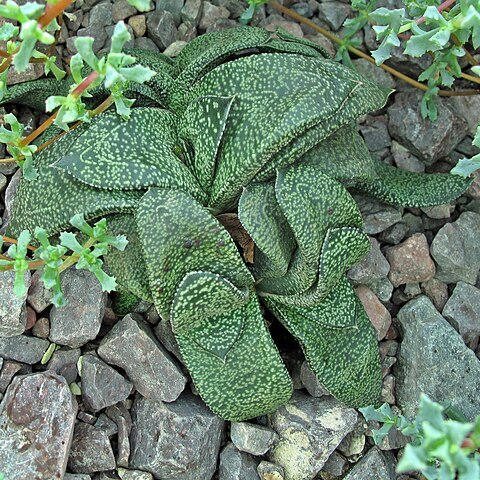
268, 393, 357, 480
0, 372, 77, 479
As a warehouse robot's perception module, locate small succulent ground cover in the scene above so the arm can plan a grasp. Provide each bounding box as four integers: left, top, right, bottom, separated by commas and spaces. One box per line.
1, 26, 473, 421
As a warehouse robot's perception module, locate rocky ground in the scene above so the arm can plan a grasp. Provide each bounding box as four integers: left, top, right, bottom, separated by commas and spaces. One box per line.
1, 0, 480, 479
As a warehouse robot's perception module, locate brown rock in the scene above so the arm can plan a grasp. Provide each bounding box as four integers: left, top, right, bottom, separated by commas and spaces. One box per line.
421, 278, 449, 311
128, 14, 147, 37
32, 316, 50, 339
0, 372, 77, 479
356, 286, 391, 340
386, 233, 435, 287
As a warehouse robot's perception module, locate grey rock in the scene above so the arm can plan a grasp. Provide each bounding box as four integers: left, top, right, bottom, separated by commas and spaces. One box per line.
27, 269, 53, 313
257, 461, 285, 480
337, 418, 367, 457
359, 116, 391, 152
450, 95, 480, 137
219, 443, 260, 480
0, 360, 27, 394
147, 10, 178, 50
80, 354, 133, 412
154, 317, 183, 361
49, 269, 106, 348
106, 403, 132, 468
299, 361, 329, 397
347, 237, 390, 285
98, 314, 186, 401
395, 296, 480, 421
0, 372, 77, 479
0, 334, 48, 364
32, 316, 50, 339
320, 451, 348, 476
291, 2, 313, 17
352, 58, 395, 90
181, 0, 203, 26
368, 277, 394, 303
431, 211, 480, 284
95, 413, 118, 438
156, 0, 184, 25
112, 0, 137, 21
378, 221, 409, 245
342, 447, 396, 480
388, 91, 468, 164
0, 270, 30, 338
77, 1, 113, 52
68, 422, 116, 473
268, 393, 357, 480
231, 421, 278, 456
118, 469, 154, 480
64, 474, 92, 480
391, 140, 425, 173
134, 36, 160, 51
48, 347, 81, 384
354, 195, 403, 235
1, 168, 21, 233
163, 40, 188, 57
0, 173, 6, 193
130, 391, 224, 480
206, 17, 237, 32
442, 282, 480, 349
421, 204, 454, 219
199, 2, 230, 30
317, 1, 351, 30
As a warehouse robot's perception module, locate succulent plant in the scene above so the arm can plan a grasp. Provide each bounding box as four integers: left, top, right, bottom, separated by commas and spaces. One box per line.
2, 27, 472, 421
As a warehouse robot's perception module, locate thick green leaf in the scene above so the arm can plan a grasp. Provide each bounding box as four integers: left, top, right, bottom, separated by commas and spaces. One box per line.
102, 213, 152, 302
178, 95, 235, 195
53, 107, 207, 204
172, 291, 293, 421
238, 181, 296, 280
171, 271, 249, 334
298, 125, 378, 186
185, 53, 388, 211
264, 28, 332, 59
355, 159, 473, 207
135, 188, 253, 318
0, 77, 72, 111
265, 276, 382, 407
8, 124, 141, 237
270, 226, 370, 307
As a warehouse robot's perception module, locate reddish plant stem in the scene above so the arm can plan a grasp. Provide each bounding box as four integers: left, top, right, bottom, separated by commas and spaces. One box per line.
0, 56, 13, 74
0, 50, 9, 59
16, 70, 100, 149
269, 0, 480, 97
1, 236, 38, 252
71, 70, 100, 97
416, 0, 457, 26
38, 0, 75, 28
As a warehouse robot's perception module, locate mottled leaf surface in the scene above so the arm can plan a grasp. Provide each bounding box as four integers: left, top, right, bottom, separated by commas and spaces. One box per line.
173, 292, 293, 421
8, 124, 141, 237
356, 159, 473, 207
178, 95, 235, 195
266, 276, 381, 407
53, 108, 207, 203
171, 271, 249, 333
103, 213, 152, 301
238, 182, 296, 280
135, 188, 252, 318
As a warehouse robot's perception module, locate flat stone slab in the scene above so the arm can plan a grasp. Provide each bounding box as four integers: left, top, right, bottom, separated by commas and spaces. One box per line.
395, 296, 480, 421
0, 372, 77, 479
98, 314, 186, 402
268, 393, 357, 480
130, 391, 224, 480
